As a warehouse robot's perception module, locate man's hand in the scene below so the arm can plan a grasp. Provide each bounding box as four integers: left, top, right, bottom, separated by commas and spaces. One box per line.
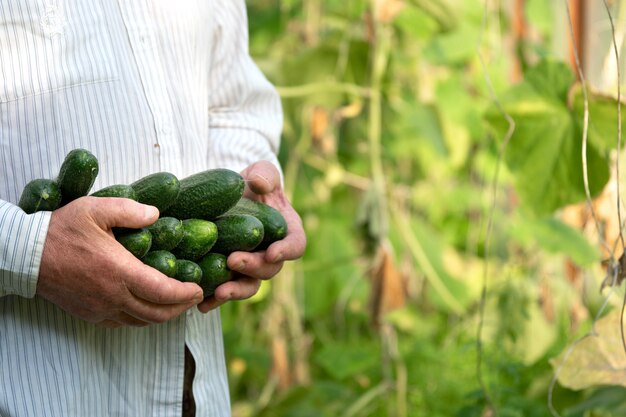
37, 197, 204, 327
198, 161, 306, 312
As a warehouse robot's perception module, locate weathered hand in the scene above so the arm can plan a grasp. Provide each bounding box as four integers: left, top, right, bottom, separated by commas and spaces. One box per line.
37, 197, 204, 327
198, 161, 306, 312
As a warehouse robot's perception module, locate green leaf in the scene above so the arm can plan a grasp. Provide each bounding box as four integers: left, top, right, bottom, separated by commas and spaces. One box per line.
484, 60, 611, 215
571, 85, 626, 152
524, 59, 575, 102
423, 23, 480, 64
314, 343, 379, 380
391, 215, 473, 312
393, 4, 439, 39
509, 217, 601, 267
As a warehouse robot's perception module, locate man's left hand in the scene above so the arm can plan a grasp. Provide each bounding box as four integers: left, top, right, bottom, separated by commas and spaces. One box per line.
197, 161, 306, 312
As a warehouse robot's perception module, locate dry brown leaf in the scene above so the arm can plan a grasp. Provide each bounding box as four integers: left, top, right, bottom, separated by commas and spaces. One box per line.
551, 308, 626, 390
373, 0, 405, 23
370, 243, 407, 325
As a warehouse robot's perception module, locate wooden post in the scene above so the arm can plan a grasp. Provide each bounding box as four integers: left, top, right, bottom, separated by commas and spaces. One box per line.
568, 0, 585, 76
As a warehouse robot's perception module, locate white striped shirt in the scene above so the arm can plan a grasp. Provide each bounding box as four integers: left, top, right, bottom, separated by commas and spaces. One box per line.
0, 1, 282, 416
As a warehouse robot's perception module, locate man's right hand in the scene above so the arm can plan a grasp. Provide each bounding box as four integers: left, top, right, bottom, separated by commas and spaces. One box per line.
36, 197, 204, 327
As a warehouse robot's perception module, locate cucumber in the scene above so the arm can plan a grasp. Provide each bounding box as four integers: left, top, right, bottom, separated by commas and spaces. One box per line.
131, 172, 180, 212
57, 148, 99, 205
115, 228, 152, 258
225, 198, 288, 249
211, 214, 264, 255
163, 168, 244, 220
91, 184, 137, 200
171, 219, 218, 261
142, 250, 177, 277
147, 217, 184, 251
197, 253, 231, 297
18, 179, 62, 214
175, 260, 203, 284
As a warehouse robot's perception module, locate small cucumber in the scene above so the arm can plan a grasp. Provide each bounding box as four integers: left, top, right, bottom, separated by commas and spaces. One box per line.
163, 168, 244, 220
18, 179, 62, 214
175, 260, 203, 284
91, 184, 137, 200
57, 148, 99, 205
225, 198, 288, 249
211, 214, 264, 255
131, 172, 180, 212
142, 250, 177, 277
197, 253, 231, 297
147, 217, 184, 251
171, 219, 218, 261
115, 228, 152, 258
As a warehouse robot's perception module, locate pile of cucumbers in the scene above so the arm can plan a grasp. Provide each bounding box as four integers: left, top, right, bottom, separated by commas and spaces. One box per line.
18, 148, 288, 297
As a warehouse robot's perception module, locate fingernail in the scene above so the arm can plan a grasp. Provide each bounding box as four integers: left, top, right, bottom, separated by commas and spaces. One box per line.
144, 205, 159, 220
271, 252, 284, 263
235, 260, 246, 272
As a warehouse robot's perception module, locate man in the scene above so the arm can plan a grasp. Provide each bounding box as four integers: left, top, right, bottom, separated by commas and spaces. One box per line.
0, 1, 306, 416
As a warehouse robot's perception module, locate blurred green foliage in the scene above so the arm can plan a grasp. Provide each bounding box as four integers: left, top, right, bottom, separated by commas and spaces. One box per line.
221, 1, 626, 416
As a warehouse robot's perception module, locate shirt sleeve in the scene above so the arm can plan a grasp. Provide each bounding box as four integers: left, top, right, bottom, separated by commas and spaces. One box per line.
0, 200, 51, 298
206, 1, 283, 174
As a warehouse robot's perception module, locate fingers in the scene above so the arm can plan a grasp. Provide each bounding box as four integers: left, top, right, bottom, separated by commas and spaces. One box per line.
228, 251, 283, 280
85, 197, 159, 230
122, 297, 199, 324
196, 276, 261, 313
240, 160, 281, 196
264, 205, 307, 263
98, 313, 152, 328
125, 263, 204, 305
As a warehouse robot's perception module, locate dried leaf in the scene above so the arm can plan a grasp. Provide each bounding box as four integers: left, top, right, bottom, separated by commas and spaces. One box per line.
373, 0, 405, 23
370, 243, 407, 325
271, 337, 291, 390
551, 308, 626, 390
310, 107, 335, 155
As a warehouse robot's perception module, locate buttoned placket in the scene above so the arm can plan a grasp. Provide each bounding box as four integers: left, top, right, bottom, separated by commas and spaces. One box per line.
116, 1, 179, 171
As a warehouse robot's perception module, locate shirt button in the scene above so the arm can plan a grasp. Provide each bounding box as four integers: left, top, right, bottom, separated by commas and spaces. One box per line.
159, 124, 171, 135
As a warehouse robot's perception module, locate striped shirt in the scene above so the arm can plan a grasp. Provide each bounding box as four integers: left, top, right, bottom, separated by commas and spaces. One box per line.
0, 1, 282, 416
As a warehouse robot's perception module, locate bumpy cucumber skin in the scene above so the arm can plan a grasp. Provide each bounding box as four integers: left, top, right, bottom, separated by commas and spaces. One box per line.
171, 219, 218, 261
175, 260, 203, 284
91, 184, 138, 200
225, 198, 288, 249
147, 217, 184, 251
115, 228, 153, 258
18, 179, 62, 214
57, 148, 99, 205
163, 168, 244, 220
131, 172, 180, 212
197, 253, 231, 297
142, 250, 178, 277
211, 214, 264, 255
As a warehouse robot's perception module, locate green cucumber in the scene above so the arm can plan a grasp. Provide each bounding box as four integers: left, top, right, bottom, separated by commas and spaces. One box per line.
142, 250, 178, 277
225, 198, 288, 249
91, 184, 137, 200
211, 214, 264, 255
163, 168, 244, 220
171, 219, 218, 261
57, 148, 99, 205
197, 253, 231, 297
147, 217, 184, 251
18, 179, 62, 214
175, 260, 203, 284
115, 228, 152, 258
131, 172, 180, 212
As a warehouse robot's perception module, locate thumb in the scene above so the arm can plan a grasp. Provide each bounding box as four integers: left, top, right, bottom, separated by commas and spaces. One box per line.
88, 197, 159, 230
241, 160, 281, 196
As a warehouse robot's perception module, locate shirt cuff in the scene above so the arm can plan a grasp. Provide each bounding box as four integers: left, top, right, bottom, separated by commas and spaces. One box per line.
0, 201, 51, 298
